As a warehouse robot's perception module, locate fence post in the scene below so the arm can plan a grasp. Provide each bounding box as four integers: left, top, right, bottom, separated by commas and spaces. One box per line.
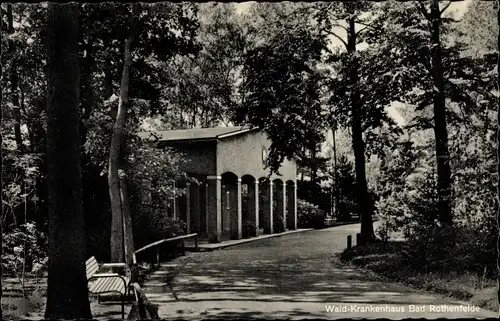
195, 234, 198, 252
347, 235, 352, 249
131, 253, 139, 289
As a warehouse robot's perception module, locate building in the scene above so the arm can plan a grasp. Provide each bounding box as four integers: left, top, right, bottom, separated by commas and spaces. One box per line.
138, 126, 298, 243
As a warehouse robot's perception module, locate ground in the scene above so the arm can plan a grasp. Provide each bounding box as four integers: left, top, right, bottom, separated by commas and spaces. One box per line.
3, 222, 498, 319
140, 223, 498, 320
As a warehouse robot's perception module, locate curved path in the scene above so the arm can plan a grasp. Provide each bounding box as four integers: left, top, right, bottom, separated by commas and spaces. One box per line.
140, 223, 498, 319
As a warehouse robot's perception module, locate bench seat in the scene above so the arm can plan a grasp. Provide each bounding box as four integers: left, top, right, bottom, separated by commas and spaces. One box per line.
88, 274, 129, 295
86, 256, 130, 319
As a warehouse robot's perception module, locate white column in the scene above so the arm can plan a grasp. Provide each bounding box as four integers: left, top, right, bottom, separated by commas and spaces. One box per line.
282, 182, 287, 230
237, 178, 242, 239
294, 183, 298, 230
255, 181, 259, 231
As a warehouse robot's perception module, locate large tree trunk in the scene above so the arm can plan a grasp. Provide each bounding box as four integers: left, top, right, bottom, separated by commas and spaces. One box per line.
45, 4, 92, 319
430, 0, 453, 228
347, 17, 375, 244
80, 39, 95, 148
109, 3, 140, 263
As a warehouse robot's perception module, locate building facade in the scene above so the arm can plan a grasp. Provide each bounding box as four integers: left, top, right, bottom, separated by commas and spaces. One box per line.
139, 126, 298, 243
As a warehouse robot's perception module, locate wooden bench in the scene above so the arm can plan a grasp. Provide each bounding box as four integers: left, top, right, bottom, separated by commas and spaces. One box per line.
86, 256, 131, 319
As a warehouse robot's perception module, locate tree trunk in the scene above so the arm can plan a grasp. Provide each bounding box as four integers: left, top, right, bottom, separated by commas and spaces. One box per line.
430, 0, 453, 228
80, 39, 95, 148
0, 8, 3, 318
109, 3, 140, 263
7, 4, 25, 153
496, 2, 499, 303
332, 125, 338, 218
310, 144, 317, 184
347, 17, 375, 244
45, 4, 92, 319
119, 171, 134, 266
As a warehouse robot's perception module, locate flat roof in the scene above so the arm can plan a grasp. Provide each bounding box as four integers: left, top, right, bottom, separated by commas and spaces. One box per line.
137, 126, 258, 143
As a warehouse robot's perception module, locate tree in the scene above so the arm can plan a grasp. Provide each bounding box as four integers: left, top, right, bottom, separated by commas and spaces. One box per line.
45, 3, 91, 319
159, 3, 245, 129
331, 155, 358, 221
315, 1, 397, 244
426, 0, 453, 228
75, 3, 199, 260
459, 0, 497, 57
1, 3, 51, 238
6, 4, 24, 153
378, 0, 495, 230
108, 3, 140, 264
238, 3, 327, 174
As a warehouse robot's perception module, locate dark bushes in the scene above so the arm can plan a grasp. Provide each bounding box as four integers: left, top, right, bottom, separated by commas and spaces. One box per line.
297, 199, 326, 228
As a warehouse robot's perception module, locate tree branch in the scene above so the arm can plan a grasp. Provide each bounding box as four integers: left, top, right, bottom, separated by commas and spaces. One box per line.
439, 1, 452, 15
416, 2, 431, 22
357, 25, 370, 35
355, 20, 376, 34
331, 23, 349, 33
326, 30, 347, 48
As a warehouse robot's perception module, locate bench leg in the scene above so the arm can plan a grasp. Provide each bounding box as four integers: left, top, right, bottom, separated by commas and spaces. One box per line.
97, 294, 100, 304
121, 294, 125, 319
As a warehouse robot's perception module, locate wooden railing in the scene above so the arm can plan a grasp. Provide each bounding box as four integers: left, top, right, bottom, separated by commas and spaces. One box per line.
132, 233, 198, 268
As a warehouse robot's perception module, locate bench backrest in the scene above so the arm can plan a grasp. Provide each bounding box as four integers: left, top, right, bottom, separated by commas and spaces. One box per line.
86, 256, 99, 279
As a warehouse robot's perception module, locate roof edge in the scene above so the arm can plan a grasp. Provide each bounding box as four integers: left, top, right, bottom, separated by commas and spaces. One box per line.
216, 126, 260, 139
159, 137, 218, 144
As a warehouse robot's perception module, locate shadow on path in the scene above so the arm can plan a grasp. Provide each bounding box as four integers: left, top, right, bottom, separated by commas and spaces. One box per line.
140, 225, 498, 320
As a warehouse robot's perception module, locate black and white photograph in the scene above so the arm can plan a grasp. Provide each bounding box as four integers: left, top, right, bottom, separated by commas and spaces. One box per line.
0, 1, 498, 320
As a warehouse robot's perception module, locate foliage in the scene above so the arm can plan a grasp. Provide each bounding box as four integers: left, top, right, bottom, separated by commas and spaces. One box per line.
458, 0, 497, 57
238, 2, 327, 174
297, 179, 330, 214
329, 155, 358, 221
133, 208, 186, 249
273, 213, 286, 233
297, 199, 326, 229
242, 220, 257, 238
158, 3, 246, 129
1, 153, 42, 228
2, 222, 47, 298
340, 241, 497, 312
375, 106, 496, 275
314, 1, 403, 158
1, 3, 202, 266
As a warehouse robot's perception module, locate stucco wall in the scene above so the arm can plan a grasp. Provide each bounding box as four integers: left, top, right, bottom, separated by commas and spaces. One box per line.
216, 131, 296, 182
162, 141, 217, 176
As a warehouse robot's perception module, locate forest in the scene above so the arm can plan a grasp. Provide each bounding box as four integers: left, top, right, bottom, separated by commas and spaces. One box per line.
0, 1, 498, 319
